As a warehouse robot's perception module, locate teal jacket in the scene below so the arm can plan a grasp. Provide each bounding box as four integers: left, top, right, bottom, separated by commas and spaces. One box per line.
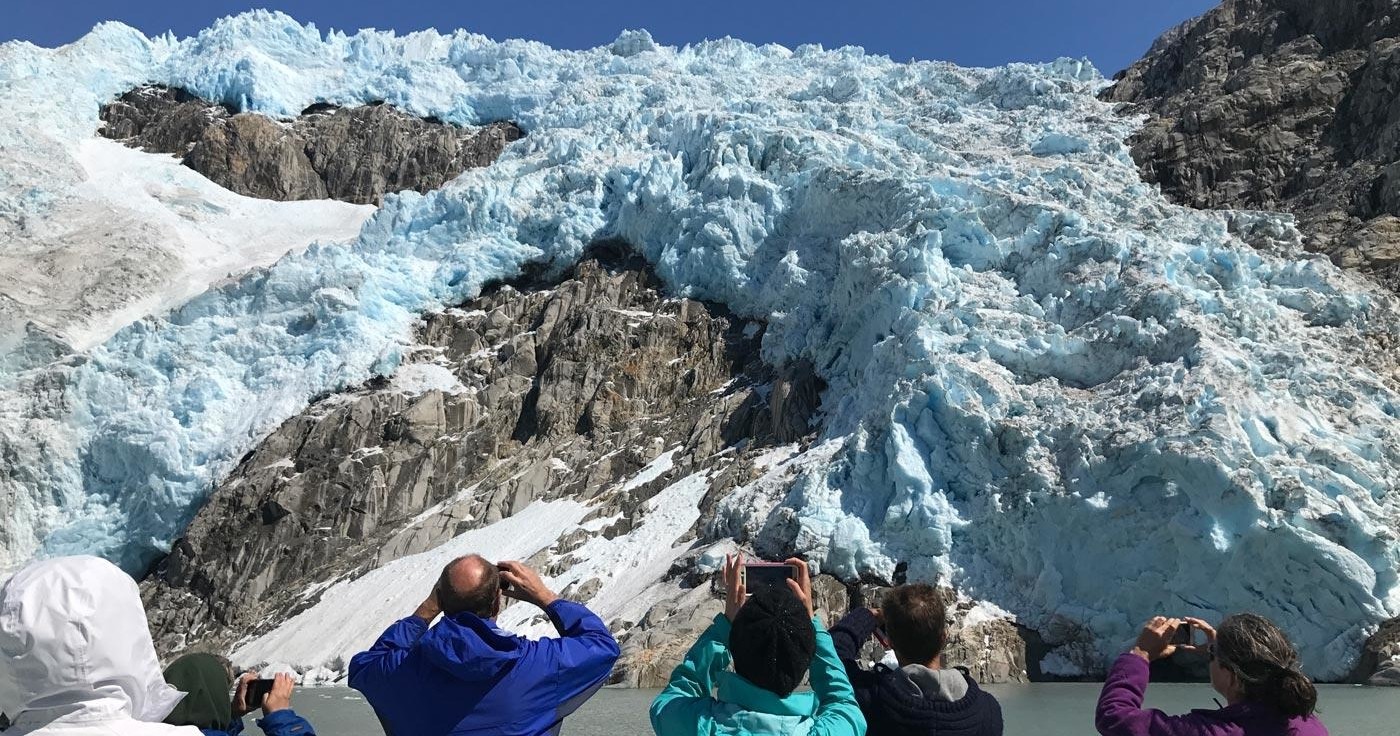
650, 614, 866, 736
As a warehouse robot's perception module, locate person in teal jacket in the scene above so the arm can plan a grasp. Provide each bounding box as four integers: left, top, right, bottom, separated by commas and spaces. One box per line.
650, 554, 866, 736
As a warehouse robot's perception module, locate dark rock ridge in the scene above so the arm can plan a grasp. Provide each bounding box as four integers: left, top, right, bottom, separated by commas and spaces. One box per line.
139, 244, 1037, 685
1350, 618, 1400, 686
1103, 0, 1400, 289
100, 85, 524, 205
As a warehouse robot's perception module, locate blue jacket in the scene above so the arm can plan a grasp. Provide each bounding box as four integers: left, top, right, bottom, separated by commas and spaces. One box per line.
199, 710, 315, 736
349, 600, 621, 736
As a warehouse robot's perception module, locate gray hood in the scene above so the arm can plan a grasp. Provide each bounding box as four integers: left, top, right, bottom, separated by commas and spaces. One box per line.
899, 664, 969, 702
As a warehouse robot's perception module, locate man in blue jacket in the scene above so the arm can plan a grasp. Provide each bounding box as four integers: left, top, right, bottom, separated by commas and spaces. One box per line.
349, 555, 620, 736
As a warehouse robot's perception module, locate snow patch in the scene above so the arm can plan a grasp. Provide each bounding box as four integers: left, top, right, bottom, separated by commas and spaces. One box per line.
230, 499, 591, 669
389, 362, 468, 395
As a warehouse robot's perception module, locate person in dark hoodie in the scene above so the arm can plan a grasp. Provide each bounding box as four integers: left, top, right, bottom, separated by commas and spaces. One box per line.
830, 584, 1003, 736
162, 654, 315, 736
349, 555, 620, 736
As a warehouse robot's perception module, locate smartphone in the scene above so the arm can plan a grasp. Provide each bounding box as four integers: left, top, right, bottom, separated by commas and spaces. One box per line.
1171, 621, 1194, 646
245, 679, 275, 711
740, 562, 797, 596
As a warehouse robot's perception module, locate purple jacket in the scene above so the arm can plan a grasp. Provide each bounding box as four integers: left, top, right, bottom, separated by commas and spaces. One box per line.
1095, 653, 1328, 736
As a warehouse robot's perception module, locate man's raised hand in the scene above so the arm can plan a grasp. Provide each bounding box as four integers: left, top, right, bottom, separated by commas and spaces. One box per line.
498, 560, 559, 609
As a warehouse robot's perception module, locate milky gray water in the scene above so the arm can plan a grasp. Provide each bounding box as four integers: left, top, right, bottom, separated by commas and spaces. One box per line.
260, 683, 1396, 736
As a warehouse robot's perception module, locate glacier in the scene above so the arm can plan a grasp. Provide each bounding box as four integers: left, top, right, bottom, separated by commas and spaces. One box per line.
0, 11, 1398, 679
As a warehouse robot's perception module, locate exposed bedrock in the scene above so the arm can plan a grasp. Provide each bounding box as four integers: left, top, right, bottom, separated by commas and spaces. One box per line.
139, 245, 1038, 684
1351, 618, 1400, 686
100, 85, 524, 204
1103, 0, 1400, 289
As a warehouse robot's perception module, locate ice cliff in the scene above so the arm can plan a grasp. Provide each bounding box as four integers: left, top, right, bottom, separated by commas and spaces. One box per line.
1, 10, 1398, 679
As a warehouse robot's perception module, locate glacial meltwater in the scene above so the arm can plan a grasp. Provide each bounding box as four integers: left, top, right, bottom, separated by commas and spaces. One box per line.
260, 684, 1396, 736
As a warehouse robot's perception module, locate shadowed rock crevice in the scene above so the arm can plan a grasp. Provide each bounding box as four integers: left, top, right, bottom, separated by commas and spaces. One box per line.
1103, 0, 1400, 289
100, 85, 524, 205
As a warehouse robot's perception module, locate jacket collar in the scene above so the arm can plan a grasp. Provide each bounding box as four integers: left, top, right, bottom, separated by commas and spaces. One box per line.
1192, 700, 1290, 725
715, 671, 817, 717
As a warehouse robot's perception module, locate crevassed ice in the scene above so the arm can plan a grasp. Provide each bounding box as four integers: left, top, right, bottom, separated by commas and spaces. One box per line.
0, 10, 1397, 678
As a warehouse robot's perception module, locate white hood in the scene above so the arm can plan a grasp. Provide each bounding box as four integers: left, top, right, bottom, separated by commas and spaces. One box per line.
0, 555, 185, 724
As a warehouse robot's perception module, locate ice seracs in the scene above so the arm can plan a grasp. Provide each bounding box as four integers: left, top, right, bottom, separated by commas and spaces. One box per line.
0, 10, 1397, 679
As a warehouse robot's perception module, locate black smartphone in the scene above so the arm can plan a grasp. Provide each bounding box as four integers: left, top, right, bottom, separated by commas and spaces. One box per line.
245, 679, 275, 711
740, 562, 797, 595
1172, 621, 1194, 646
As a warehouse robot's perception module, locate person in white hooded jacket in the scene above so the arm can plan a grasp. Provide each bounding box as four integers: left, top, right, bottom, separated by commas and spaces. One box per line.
0, 555, 200, 735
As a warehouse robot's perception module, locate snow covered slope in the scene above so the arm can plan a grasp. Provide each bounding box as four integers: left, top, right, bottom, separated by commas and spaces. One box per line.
0, 138, 371, 354
2, 11, 1398, 678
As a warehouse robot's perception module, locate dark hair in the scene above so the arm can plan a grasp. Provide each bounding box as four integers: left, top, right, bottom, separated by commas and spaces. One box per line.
436, 555, 500, 618
882, 583, 948, 665
729, 587, 816, 697
1215, 613, 1317, 719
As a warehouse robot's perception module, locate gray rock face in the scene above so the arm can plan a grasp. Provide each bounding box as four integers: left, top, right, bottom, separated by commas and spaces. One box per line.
100, 85, 524, 205
140, 246, 814, 657
1350, 617, 1400, 685
1103, 0, 1400, 287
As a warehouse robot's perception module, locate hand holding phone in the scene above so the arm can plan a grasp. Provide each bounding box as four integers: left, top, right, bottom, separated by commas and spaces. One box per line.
244, 678, 276, 712
1171, 620, 1194, 646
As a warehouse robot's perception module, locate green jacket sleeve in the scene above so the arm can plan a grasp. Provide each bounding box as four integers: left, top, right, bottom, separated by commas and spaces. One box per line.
807, 617, 868, 736
649, 614, 732, 736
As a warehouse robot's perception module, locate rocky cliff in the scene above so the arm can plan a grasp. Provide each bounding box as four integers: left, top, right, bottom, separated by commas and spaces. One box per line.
140, 245, 1036, 685
1103, 0, 1400, 288
100, 85, 523, 204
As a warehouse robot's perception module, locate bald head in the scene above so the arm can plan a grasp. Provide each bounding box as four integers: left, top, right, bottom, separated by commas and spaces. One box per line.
436, 554, 501, 618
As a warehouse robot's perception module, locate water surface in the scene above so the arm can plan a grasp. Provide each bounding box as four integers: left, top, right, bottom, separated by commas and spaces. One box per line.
261, 683, 1396, 736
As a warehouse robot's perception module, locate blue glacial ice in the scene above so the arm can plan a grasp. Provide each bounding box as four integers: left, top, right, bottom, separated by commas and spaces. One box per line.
0, 11, 1397, 678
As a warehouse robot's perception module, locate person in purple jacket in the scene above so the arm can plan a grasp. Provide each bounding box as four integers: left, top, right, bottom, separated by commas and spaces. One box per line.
1096, 613, 1328, 736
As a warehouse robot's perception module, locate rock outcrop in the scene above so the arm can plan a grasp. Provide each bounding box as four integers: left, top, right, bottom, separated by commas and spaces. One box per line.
1103, 0, 1400, 288
140, 243, 1035, 685
1350, 617, 1400, 685
100, 85, 524, 204
141, 244, 810, 656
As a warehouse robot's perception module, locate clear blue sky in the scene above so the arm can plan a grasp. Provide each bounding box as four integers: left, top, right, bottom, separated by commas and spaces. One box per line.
3, 0, 1219, 75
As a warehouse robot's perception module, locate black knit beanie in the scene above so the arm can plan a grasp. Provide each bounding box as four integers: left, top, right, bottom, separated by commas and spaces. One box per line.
729, 587, 816, 697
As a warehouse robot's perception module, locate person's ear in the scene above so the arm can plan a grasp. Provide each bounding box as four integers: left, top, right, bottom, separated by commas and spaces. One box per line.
1221, 665, 1241, 697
